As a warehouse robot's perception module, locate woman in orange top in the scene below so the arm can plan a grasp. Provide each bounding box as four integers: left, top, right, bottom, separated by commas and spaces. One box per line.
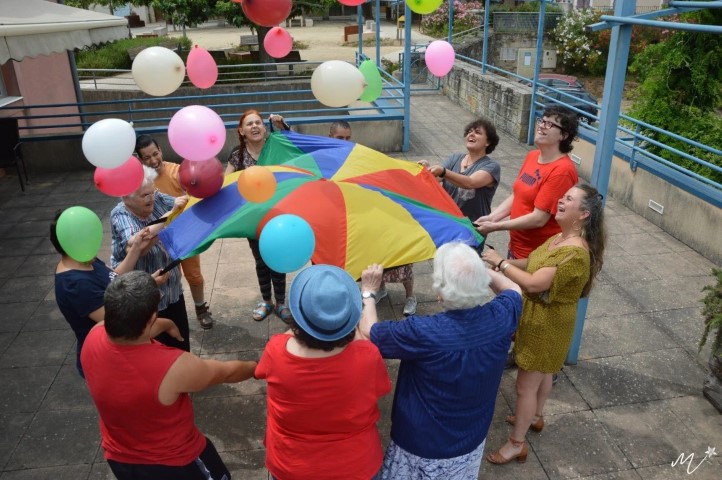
475, 105, 579, 260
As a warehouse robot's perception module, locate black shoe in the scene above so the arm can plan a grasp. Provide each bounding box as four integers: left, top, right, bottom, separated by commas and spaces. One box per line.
195, 302, 214, 329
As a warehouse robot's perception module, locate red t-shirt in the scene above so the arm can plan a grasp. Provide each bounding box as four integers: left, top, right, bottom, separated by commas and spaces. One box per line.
509, 150, 578, 259
81, 327, 206, 465
256, 334, 392, 480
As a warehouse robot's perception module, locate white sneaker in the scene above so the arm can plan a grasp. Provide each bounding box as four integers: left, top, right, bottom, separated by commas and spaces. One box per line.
375, 288, 388, 304
403, 296, 417, 316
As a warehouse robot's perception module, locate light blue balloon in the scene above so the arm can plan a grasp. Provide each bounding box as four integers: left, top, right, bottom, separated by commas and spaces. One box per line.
259, 214, 316, 273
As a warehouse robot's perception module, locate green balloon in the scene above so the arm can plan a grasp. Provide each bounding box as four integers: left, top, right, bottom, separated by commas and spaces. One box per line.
56, 206, 103, 262
359, 60, 383, 103
408, 0, 443, 15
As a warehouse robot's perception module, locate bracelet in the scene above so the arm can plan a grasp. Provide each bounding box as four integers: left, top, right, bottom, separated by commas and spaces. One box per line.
439, 167, 446, 178
496, 259, 505, 269
502, 262, 511, 272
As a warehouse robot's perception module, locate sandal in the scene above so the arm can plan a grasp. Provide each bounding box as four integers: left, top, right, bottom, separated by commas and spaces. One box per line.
486, 437, 528, 465
252, 302, 273, 322
274, 304, 293, 325
506, 415, 544, 432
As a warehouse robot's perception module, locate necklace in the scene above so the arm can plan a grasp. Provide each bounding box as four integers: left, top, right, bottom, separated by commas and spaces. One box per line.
461, 154, 481, 171
552, 233, 579, 246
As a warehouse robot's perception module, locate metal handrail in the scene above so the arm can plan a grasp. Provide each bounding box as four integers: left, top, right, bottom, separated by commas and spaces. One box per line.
450, 54, 720, 193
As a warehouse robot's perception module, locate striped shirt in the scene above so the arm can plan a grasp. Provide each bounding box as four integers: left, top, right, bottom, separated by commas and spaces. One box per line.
110, 193, 182, 310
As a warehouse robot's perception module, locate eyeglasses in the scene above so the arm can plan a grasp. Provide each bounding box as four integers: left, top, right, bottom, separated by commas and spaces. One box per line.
536, 118, 565, 131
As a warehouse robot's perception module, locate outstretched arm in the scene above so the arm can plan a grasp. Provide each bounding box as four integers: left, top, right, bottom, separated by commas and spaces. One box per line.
158, 353, 258, 405
357, 264, 384, 341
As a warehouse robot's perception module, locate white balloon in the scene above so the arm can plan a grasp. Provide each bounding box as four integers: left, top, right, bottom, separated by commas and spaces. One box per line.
132, 46, 186, 96
311, 61, 366, 108
82, 118, 136, 169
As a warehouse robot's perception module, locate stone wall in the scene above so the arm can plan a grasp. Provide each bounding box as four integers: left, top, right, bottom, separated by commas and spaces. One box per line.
437, 63, 532, 142
573, 137, 722, 264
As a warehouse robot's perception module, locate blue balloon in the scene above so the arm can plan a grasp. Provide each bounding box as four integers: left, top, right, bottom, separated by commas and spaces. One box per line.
259, 214, 316, 273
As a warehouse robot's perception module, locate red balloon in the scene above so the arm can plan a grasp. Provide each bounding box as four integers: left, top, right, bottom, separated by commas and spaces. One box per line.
339, 0, 366, 5
241, 0, 292, 28
179, 157, 224, 198
94, 156, 144, 197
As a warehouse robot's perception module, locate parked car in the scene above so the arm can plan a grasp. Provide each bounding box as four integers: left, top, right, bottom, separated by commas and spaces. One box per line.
520, 73, 585, 90
536, 88, 599, 123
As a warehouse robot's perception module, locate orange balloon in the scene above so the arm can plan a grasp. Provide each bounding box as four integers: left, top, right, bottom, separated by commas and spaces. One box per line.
237, 166, 277, 203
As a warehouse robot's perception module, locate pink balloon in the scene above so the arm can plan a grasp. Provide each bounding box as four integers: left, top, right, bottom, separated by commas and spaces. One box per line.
168, 105, 227, 162
93, 156, 144, 197
186, 45, 218, 89
179, 158, 224, 198
241, 0, 292, 27
263, 27, 293, 59
339, 0, 366, 5
425, 40, 455, 77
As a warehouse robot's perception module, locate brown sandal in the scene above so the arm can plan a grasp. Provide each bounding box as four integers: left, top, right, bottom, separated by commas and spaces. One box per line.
505, 414, 544, 432
486, 437, 528, 465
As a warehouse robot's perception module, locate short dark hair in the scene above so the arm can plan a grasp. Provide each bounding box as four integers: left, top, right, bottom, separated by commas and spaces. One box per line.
135, 134, 158, 157
290, 320, 355, 352
104, 271, 160, 340
330, 120, 351, 134
50, 209, 66, 256
542, 105, 579, 153
463, 118, 500, 154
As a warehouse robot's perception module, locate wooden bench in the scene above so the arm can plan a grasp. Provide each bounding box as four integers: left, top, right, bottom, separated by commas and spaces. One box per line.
343, 25, 359, 42
240, 35, 259, 49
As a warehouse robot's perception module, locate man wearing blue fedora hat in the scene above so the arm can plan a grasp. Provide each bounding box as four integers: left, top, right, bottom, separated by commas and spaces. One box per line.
357, 242, 522, 479
255, 264, 391, 480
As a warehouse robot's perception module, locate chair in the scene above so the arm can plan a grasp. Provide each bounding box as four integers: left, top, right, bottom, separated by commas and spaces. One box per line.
396, 15, 405, 41
0, 117, 29, 191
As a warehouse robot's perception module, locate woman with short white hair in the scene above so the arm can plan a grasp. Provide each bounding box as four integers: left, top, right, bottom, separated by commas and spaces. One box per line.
358, 243, 522, 479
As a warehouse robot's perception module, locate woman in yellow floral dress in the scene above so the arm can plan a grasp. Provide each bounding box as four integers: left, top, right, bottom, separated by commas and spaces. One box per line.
481, 183, 606, 465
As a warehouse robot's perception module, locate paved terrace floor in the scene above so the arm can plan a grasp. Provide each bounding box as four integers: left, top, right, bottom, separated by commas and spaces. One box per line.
0, 93, 720, 480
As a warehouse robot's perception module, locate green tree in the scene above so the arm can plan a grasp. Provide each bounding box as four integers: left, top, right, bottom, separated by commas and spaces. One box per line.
628, 9, 722, 183
152, 0, 215, 37
215, 0, 332, 63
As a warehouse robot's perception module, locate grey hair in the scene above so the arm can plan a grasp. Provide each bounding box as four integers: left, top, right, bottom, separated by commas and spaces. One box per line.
104, 271, 160, 340
432, 242, 491, 310
126, 166, 158, 198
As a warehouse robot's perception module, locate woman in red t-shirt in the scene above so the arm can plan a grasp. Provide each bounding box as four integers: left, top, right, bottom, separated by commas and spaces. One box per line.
255, 265, 392, 480
475, 105, 580, 260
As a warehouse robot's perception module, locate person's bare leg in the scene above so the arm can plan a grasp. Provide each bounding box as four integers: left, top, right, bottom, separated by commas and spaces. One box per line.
536, 372, 554, 417
403, 279, 413, 297
190, 282, 205, 304
495, 369, 544, 458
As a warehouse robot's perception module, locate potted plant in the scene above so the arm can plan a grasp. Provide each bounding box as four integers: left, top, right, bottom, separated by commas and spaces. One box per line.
699, 268, 722, 412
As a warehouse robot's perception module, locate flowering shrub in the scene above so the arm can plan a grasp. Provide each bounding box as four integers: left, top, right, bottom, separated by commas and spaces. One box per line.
421, 1, 483, 38
551, 9, 607, 75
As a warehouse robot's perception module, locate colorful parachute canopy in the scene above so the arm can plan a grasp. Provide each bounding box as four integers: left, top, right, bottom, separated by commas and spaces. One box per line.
159, 131, 482, 279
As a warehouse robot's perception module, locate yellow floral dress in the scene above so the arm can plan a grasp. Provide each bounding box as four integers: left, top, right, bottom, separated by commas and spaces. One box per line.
514, 237, 590, 373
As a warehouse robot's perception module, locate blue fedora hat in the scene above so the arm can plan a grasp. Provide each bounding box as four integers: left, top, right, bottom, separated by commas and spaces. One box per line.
289, 265, 362, 341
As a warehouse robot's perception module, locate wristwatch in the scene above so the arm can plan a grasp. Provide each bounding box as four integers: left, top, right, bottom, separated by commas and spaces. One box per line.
361, 291, 377, 301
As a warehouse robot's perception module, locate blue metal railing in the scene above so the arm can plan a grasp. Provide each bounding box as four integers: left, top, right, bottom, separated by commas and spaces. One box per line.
1, 61, 406, 139
449, 51, 721, 204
